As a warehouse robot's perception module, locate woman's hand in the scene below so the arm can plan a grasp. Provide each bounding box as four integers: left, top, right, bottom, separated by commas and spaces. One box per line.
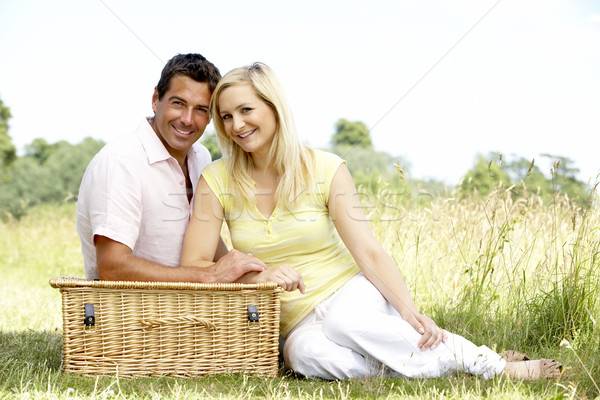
405, 312, 447, 351
255, 265, 305, 293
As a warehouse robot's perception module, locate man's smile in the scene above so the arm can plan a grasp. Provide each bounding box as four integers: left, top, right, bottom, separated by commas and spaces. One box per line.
173, 125, 194, 135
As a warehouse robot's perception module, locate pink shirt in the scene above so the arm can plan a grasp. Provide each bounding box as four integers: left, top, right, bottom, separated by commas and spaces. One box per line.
76, 118, 212, 279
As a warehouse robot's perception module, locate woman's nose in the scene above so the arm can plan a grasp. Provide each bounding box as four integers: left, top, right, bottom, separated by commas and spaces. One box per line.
232, 115, 245, 132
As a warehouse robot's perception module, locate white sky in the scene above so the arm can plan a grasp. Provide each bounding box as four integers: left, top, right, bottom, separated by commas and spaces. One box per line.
1, 0, 599, 185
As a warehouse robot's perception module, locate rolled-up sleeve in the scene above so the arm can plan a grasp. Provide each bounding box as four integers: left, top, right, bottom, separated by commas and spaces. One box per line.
87, 153, 143, 251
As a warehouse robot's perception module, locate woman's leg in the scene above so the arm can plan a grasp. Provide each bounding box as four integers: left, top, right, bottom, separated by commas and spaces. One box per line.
322, 274, 506, 379
283, 291, 387, 380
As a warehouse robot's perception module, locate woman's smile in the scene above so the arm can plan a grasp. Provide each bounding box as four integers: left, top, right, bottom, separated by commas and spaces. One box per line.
238, 129, 256, 139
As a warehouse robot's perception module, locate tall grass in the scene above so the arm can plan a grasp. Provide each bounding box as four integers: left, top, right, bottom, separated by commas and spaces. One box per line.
1, 184, 599, 398
369, 181, 600, 397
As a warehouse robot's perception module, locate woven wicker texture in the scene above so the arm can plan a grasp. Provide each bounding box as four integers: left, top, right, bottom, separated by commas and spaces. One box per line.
50, 277, 282, 377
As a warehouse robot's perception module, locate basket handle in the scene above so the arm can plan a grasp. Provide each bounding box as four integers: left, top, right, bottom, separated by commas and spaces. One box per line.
140, 316, 217, 331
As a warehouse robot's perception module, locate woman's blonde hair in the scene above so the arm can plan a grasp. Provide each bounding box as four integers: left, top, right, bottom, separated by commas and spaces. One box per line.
210, 62, 313, 209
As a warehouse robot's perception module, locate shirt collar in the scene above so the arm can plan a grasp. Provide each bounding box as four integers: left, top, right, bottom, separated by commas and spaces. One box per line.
138, 117, 199, 167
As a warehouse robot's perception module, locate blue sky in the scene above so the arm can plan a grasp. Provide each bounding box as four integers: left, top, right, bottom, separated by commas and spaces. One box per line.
1, 0, 599, 184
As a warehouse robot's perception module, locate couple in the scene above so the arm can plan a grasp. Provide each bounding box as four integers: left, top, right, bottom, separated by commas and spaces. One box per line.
77, 53, 561, 381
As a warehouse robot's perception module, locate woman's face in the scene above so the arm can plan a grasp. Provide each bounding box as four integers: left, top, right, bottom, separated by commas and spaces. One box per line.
218, 83, 277, 159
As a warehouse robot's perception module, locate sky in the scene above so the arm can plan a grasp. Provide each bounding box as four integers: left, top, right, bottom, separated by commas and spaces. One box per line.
1, 0, 599, 185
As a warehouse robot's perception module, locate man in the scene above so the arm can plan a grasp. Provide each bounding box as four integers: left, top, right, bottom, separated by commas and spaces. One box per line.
77, 53, 266, 282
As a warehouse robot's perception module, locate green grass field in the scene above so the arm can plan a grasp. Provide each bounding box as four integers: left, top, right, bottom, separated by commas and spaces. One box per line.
1, 187, 599, 399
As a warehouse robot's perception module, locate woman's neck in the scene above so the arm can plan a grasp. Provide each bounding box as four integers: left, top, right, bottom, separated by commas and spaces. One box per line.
250, 152, 271, 174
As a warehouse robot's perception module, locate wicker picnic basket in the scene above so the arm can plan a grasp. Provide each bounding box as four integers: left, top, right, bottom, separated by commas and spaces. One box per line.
49, 277, 282, 377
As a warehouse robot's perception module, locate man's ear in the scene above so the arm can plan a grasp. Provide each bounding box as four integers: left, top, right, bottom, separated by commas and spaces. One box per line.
151, 87, 159, 113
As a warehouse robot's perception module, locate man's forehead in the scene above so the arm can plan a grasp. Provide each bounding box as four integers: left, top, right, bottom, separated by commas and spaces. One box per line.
164, 77, 211, 104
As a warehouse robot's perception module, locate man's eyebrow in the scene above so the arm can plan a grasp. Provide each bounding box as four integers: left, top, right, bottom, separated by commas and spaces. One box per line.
168, 95, 209, 108
168, 95, 187, 103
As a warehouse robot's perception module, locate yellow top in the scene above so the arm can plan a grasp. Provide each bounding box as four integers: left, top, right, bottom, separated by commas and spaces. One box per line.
202, 150, 360, 338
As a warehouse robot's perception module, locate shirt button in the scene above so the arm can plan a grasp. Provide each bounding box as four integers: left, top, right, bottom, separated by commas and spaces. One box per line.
179, 180, 184, 185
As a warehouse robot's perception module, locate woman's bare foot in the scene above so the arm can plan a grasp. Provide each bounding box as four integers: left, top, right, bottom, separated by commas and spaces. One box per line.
503, 359, 563, 380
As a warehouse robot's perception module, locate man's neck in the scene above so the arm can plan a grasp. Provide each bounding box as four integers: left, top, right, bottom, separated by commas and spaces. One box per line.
181, 156, 194, 203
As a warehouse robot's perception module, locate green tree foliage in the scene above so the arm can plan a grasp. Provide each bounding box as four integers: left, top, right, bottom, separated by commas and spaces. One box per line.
0, 137, 105, 219
459, 152, 589, 206
460, 154, 511, 197
329, 119, 418, 204
0, 97, 16, 167
201, 131, 221, 160
25, 138, 69, 164
503, 155, 552, 197
331, 119, 373, 149
541, 153, 589, 202
329, 144, 410, 196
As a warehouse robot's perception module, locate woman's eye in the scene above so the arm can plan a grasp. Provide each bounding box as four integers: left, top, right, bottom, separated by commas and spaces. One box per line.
221, 114, 231, 120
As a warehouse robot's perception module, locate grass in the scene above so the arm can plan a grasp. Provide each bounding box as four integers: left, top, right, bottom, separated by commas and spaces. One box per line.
1, 185, 599, 399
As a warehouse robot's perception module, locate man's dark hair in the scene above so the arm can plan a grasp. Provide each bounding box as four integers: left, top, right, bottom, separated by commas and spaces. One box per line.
156, 53, 221, 100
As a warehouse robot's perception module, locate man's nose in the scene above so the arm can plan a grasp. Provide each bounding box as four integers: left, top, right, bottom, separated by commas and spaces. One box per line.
181, 108, 193, 125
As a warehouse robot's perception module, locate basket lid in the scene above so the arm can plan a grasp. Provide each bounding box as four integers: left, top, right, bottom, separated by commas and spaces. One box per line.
49, 277, 280, 291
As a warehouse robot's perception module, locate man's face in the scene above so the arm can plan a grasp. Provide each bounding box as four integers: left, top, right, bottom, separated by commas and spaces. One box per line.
150, 74, 212, 164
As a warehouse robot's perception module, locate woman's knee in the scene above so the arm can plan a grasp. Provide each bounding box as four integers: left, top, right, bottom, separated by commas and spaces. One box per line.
284, 328, 327, 364
322, 305, 369, 346
283, 327, 370, 380
283, 329, 333, 378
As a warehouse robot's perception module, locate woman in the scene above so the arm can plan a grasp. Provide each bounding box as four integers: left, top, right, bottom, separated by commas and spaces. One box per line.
181, 63, 562, 381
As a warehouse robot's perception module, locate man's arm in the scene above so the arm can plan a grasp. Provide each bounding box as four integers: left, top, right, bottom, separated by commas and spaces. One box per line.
96, 235, 266, 283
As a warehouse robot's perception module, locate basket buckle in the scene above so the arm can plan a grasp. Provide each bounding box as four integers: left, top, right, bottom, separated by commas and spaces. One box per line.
247, 305, 260, 330
84, 303, 96, 332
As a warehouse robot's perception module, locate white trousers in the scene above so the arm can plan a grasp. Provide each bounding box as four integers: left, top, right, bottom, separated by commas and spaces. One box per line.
283, 273, 506, 380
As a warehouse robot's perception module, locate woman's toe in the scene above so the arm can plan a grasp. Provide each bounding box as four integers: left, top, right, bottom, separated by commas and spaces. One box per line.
540, 359, 563, 379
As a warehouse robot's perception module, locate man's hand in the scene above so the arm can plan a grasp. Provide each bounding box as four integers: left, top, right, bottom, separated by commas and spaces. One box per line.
204, 249, 267, 283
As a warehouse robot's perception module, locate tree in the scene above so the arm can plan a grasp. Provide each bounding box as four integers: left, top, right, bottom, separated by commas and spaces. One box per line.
44, 137, 105, 200
201, 131, 221, 160
329, 143, 411, 196
328, 119, 411, 197
331, 119, 373, 149
459, 152, 589, 205
0, 136, 105, 219
541, 153, 589, 203
503, 155, 552, 196
0, 97, 16, 167
24, 138, 69, 164
459, 153, 511, 198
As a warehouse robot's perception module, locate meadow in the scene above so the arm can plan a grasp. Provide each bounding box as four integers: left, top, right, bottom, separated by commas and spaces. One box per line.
1, 183, 599, 399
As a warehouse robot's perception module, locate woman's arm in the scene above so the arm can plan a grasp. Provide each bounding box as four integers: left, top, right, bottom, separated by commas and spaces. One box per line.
181, 176, 302, 291
181, 176, 268, 279
327, 164, 446, 350
182, 176, 227, 267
